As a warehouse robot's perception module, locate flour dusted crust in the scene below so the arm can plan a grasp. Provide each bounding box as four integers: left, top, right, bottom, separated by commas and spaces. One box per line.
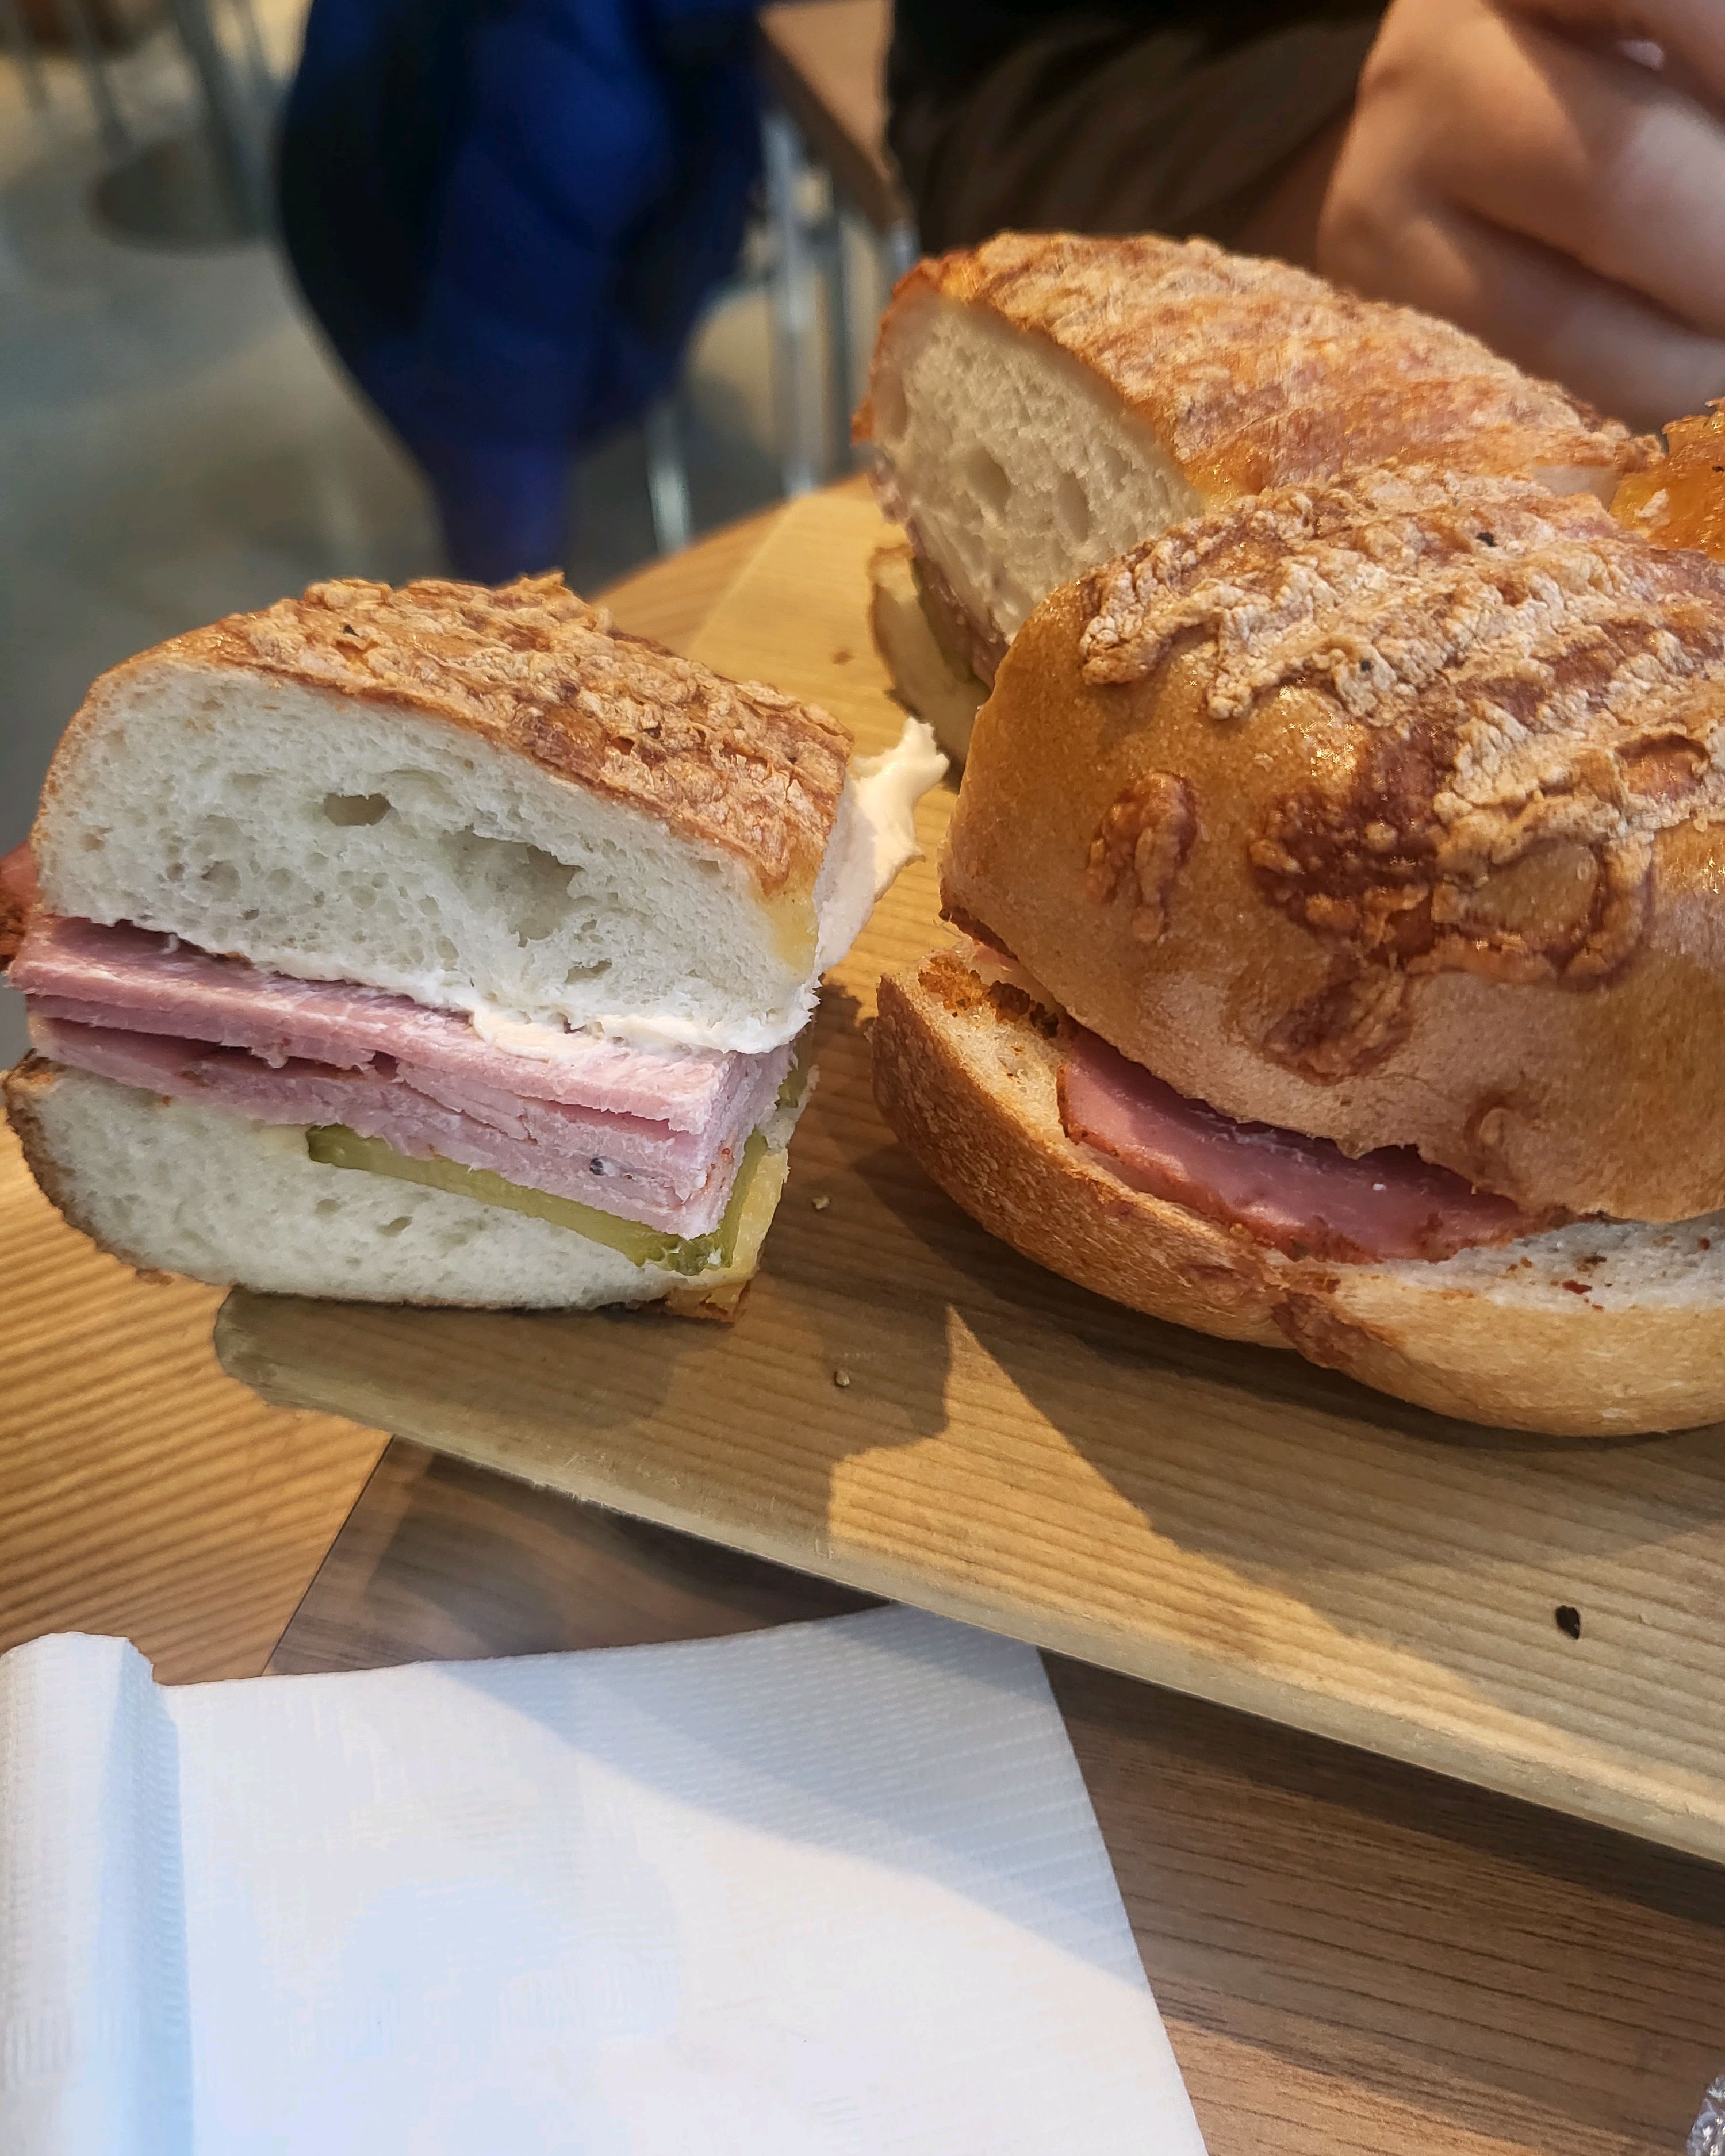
866, 231, 1656, 498
55, 573, 852, 901
942, 467, 1725, 1223
1083, 469, 1725, 988
872, 953, 1725, 1436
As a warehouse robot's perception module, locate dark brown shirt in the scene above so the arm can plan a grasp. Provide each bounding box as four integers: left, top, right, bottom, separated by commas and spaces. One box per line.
888, 0, 1384, 252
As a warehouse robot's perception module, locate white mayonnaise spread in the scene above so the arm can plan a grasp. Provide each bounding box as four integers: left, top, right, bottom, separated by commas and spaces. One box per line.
814, 718, 947, 975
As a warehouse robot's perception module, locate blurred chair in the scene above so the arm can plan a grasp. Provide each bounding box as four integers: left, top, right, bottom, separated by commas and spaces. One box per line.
758, 0, 915, 495
2, 0, 274, 242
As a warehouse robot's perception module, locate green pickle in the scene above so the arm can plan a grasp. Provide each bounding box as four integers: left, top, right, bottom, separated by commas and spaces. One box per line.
305, 1125, 769, 1275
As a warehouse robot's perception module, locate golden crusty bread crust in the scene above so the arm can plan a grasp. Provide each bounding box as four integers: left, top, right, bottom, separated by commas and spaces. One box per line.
859, 231, 1657, 495
942, 466, 1725, 1223
42, 573, 852, 903
873, 954, 1288, 1345
1613, 402, 1725, 562
873, 953, 1725, 1435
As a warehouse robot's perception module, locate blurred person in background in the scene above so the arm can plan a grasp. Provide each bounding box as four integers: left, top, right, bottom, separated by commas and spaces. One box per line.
279, 0, 760, 583
889, 0, 1725, 432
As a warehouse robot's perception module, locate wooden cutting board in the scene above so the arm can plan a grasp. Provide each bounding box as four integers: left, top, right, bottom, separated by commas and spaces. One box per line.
218, 487, 1725, 1865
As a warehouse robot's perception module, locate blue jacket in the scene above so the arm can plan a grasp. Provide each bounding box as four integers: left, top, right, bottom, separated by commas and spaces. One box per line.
280, 0, 761, 576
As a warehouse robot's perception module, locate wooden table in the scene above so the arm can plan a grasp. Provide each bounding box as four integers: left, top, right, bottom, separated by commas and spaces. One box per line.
3, 488, 1722, 2156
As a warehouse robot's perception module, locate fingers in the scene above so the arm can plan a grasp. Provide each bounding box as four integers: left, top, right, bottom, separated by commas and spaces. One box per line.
1316, 0, 1725, 423
1505, 0, 1725, 113
1418, 9, 1725, 339
1324, 188, 1725, 428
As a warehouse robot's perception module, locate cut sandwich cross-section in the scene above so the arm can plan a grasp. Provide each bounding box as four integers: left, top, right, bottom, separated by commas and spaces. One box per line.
5, 572, 944, 1314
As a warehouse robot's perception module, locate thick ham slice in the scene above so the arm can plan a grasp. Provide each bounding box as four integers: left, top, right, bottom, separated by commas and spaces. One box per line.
32, 1016, 745, 1238
1057, 1025, 1544, 1264
12, 916, 773, 1131
16, 916, 796, 1234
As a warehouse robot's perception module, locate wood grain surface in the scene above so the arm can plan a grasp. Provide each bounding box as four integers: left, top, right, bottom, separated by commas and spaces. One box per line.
220, 485, 1725, 1867
275, 1437, 1725, 2156
4, 488, 1722, 2156
0, 1121, 385, 1681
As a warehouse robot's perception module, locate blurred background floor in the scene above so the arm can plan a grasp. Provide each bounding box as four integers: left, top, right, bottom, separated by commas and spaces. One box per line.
0, 0, 872, 1059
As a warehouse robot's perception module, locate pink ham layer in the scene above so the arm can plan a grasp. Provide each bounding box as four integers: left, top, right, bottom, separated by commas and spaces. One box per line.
1057, 1025, 1544, 1265
14, 917, 771, 1133
16, 918, 795, 1237
30, 1016, 754, 1235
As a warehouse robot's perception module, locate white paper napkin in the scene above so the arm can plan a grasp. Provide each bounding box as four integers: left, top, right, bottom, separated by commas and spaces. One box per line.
0, 1605, 1206, 2156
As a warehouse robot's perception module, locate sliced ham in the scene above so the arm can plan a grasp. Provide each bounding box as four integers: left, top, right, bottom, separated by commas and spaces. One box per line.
1057, 1025, 1545, 1264
32, 1016, 743, 1238
16, 915, 796, 1234
12, 916, 769, 1131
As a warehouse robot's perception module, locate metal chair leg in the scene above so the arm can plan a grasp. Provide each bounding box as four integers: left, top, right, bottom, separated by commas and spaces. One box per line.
884, 218, 919, 283
54, 0, 130, 160
0, 0, 51, 118
645, 398, 692, 556
224, 0, 274, 104
763, 108, 824, 499
163, 0, 270, 228
818, 195, 856, 474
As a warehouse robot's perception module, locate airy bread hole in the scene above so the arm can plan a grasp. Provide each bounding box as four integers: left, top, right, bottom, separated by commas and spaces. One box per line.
1056, 473, 1092, 543
881, 300, 1202, 645
438, 828, 577, 945
45, 677, 796, 1044
382, 769, 460, 822
319, 796, 581, 947
322, 792, 393, 827
963, 446, 1011, 517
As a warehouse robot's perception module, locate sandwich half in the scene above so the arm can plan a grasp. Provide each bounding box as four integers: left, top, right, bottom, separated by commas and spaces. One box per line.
874, 467, 1725, 1433
6, 572, 942, 1312
858, 230, 1658, 736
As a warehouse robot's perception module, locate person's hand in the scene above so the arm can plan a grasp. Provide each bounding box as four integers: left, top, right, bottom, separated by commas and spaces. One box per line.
1313, 0, 1725, 428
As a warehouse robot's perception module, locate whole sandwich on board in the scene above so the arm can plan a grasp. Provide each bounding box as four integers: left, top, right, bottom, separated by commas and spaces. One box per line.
873, 466, 1725, 1435
857, 231, 1657, 759
5, 573, 941, 1313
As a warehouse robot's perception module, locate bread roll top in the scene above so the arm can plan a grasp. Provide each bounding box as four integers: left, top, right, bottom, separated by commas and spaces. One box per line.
942, 467, 1725, 1223
33, 573, 861, 1052
868, 231, 1652, 499
80, 573, 854, 900
861, 231, 1658, 669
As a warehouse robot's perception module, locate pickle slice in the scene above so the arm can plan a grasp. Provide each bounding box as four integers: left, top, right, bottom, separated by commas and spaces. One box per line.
304, 1125, 768, 1276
